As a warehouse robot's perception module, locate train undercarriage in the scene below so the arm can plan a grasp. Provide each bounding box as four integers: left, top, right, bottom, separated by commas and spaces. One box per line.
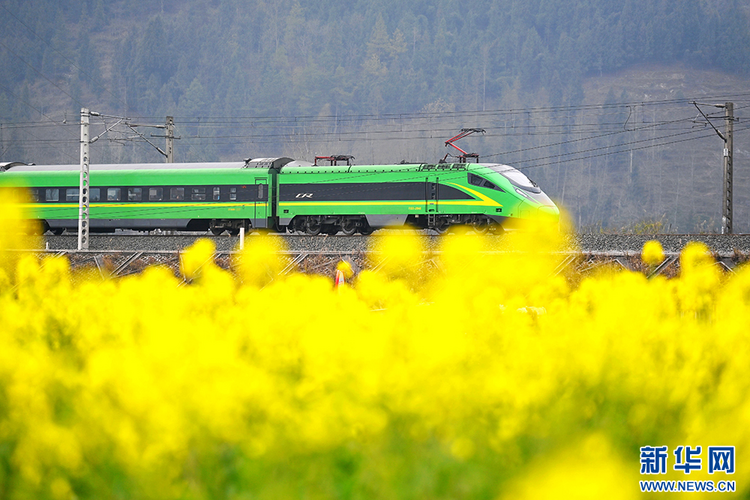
282, 214, 502, 235
41, 214, 504, 236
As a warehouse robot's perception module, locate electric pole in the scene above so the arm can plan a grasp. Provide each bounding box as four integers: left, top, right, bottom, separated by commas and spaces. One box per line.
166, 115, 175, 163
78, 108, 91, 251
127, 116, 179, 163
74, 110, 168, 250
77, 109, 123, 250
722, 102, 733, 235
692, 101, 734, 234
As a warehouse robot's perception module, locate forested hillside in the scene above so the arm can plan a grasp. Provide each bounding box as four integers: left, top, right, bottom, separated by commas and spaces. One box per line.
2, 0, 750, 231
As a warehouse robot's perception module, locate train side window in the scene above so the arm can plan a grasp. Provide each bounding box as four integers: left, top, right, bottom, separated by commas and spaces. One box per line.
238, 186, 251, 201
65, 188, 79, 202
229, 187, 237, 201
170, 187, 185, 201
29, 189, 40, 202
45, 189, 59, 202
128, 187, 142, 201
149, 187, 163, 201
91, 188, 101, 202
191, 187, 206, 201
213, 187, 220, 201
107, 188, 121, 201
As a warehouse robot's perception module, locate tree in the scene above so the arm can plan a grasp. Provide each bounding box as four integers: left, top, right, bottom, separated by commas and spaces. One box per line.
76, 35, 104, 98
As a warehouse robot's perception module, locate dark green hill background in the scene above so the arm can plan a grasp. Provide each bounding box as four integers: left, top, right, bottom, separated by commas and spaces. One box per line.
2, 0, 750, 232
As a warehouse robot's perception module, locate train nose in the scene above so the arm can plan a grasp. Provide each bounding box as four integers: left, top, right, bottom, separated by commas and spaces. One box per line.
538, 204, 560, 222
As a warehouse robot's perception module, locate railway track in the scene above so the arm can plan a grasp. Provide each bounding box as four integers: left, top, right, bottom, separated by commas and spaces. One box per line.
20, 232, 750, 280
38, 232, 750, 255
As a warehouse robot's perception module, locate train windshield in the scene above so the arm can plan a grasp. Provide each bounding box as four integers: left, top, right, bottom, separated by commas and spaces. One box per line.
490, 165, 541, 193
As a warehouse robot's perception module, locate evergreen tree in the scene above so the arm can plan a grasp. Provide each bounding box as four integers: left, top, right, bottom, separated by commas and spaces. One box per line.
518, 27, 544, 90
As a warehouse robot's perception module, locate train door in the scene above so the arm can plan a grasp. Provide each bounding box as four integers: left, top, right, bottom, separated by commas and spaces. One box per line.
426, 176, 439, 214
255, 179, 268, 227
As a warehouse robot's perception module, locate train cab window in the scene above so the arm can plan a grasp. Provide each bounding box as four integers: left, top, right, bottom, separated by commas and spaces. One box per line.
128, 188, 142, 201
45, 189, 59, 202
107, 188, 121, 201
149, 187, 163, 201
91, 188, 101, 202
482, 179, 500, 190
468, 173, 504, 192
170, 187, 185, 201
468, 173, 483, 186
191, 187, 206, 201
66, 188, 79, 202
229, 187, 237, 201
213, 187, 221, 201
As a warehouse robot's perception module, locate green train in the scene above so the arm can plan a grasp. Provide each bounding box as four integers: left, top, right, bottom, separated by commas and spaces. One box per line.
0, 157, 559, 235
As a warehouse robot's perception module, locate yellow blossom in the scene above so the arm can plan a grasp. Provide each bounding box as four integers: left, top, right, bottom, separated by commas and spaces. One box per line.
0, 200, 748, 499
642, 239, 665, 266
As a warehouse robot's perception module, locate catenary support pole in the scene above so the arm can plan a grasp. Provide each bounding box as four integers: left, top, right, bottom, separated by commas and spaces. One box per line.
78, 108, 91, 251
166, 116, 174, 163
722, 102, 733, 235
693, 101, 735, 234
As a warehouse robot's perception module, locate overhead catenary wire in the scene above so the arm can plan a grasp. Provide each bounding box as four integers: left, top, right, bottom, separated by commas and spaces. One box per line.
2, 94, 749, 173
166, 91, 750, 125
2, 91, 743, 134
504, 129, 728, 174
168, 109, 706, 142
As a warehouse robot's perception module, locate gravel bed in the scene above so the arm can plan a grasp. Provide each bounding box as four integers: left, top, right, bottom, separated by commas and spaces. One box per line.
42, 234, 373, 253
39, 232, 750, 256
574, 234, 750, 255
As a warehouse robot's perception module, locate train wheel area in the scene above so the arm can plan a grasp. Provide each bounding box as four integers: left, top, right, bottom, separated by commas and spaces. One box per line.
404, 214, 502, 235
287, 216, 373, 236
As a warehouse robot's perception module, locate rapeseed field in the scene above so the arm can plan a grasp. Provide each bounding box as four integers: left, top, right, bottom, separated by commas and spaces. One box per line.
0, 192, 747, 499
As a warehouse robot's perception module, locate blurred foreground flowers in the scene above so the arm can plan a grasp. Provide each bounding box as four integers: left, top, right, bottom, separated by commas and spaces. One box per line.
1, 202, 749, 499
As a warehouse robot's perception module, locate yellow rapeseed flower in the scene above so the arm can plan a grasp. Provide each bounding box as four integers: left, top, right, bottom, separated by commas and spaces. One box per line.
179, 237, 216, 281
1, 197, 749, 499
232, 232, 287, 287
642, 239, 665, 266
